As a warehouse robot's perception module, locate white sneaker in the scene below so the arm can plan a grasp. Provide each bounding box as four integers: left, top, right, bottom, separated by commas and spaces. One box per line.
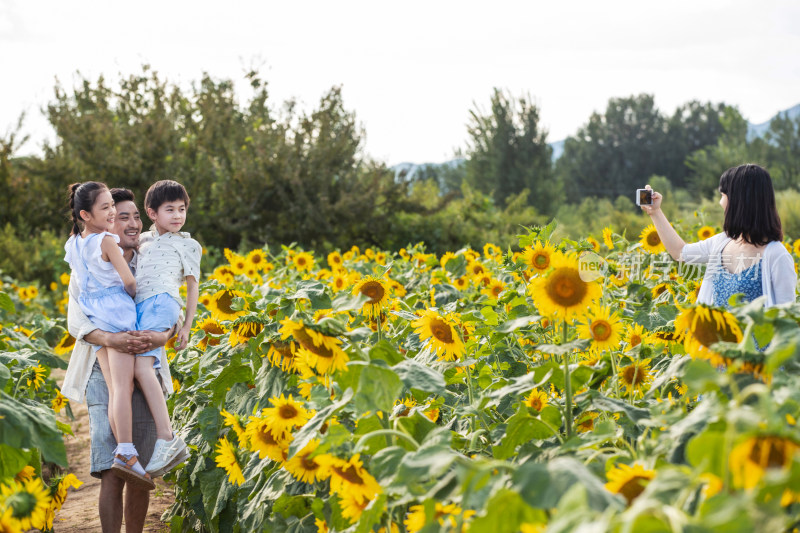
145, 435, 188, 476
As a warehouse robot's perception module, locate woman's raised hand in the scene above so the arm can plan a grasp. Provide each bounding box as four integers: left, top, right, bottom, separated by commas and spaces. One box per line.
640, 184, 662, 215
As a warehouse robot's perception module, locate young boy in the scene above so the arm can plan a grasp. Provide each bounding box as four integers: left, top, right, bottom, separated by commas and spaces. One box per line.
135, 179, 201, 475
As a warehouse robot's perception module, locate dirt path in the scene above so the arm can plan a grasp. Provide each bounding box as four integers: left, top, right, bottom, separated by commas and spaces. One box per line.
53, 370, 173, 532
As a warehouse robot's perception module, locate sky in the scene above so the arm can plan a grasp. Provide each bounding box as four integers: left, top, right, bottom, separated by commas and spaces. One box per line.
1, 0, 799, 166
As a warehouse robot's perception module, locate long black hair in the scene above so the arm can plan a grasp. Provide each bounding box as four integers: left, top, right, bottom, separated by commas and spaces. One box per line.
719, 164, 782, 245
67, 182, 109, 236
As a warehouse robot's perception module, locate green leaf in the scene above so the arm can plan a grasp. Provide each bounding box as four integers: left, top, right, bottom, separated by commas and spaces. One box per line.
0, 444, 31, 479
210, 364, 252, 403
513, 457, 621, 512
332, 291, 370, 312
287, 280, 332, 309
369, 340, 404, 366
0, 392, 68, 466
583, 390, 650, 423
533, 338, 590, 355
443, 255, 467, 279
496, 315, 542, 333
0, 364, 10, 390
354, 364, 403, 415
494, 406, 557, 460
288, 388, 354, 458
0, 292, 14, 314
686, 430, 726, 477
396, 443, 456, 484
393, 360, 446, 395
468, 489, 545, 533
355, 493, 387, 533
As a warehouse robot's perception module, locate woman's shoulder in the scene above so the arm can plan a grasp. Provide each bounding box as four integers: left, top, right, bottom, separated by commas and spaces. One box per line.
764, 240, 794, 261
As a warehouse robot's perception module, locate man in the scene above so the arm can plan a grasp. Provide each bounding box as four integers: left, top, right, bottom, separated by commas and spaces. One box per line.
62, 188, 176, 533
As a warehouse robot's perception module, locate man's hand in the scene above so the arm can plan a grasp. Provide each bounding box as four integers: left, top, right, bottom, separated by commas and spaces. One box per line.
94, 331, 139, 353
126, 329, 174, 355
175, 325, 191, 351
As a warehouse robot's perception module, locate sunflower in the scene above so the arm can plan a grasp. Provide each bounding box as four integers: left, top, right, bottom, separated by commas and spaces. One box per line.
404, 503, 475, 533
729, 435, 800, 491
26, 365, 46, 391
59, 272, 70, 285
194, 317, 227, 351
282, 440, 331, 484
483, 243, 502, 260
452, 277, 469, 291
261, 394, 312, 437
792, 239, 800, 257
338, 491, 372, 523
619, 359, 653, 396
245, 417, 292, 462
280, 319, 349, 375
327, 251, 343, 269
229, 317, 265, 347
229, 253, 248, 276
623, 323, 653, 350
529, 251, 602, 321
292, 252, 315, 272
51, 390, 68, 413
586, 237, 601, 253
411, 309, 466, 361
697, 226, 715, 240
467, 261, 486, 278
317, 454, 381, 502
576, 412, 598, 433
220, 409, 248, 444
603, 227, 614, 249
525, 389, 548, 411
674, 304, 743, 368
53, 332, 76, 355
247, 249, 269, 271
639, 225, 665, 254
480, 279, 506, 300
14, 467, 34, 484
0, 478, 51, 531
51, 473, 82, 511
352, 276, 391, 319
522, 241, 556, 274
651, 282, 672, 299
605, 463, 655, 505
267, 340, 301, 373
215, 438, 245, 486
439, 252, 458, 269
208, 289, 248, 322
577, 304, 623, 353
0, 505, 19, 533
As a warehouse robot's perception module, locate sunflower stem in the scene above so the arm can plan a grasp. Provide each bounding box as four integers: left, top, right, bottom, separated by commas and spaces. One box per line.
609, 351, 622, 400
562, 320, 574, 440
464, 364, 476, 432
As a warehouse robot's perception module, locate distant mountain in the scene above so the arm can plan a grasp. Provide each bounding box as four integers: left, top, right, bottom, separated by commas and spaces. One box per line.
746, 103, 800, 142
392, 103, 800, 174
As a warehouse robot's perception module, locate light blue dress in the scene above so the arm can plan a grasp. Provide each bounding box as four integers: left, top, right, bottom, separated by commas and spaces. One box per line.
712, 259, 764, 351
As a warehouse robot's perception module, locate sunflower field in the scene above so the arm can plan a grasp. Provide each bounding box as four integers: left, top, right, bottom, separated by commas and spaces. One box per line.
5, 220, 800, 532
0, 275, 82, 532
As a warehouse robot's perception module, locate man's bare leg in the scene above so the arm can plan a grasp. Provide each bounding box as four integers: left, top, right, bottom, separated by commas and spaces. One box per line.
99, 470, 124, 533
124, 482, 151, 533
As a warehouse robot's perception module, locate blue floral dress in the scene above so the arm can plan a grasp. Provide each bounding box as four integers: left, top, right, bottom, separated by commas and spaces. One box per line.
712, 259, 764, 351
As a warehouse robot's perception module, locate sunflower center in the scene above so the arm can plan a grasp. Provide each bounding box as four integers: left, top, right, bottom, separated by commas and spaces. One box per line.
251, 255, 263, 264
529, 397, 543, 410
532, 252, 550, 270
279, 404, 298, 420
333, 464, 365, 485
430, 318, 454, 344
623, 365, 648, 386
335, 278, 345, 288
544, 267, 588, 307
591, 320, 612, 341
6, 491, 37, 517
300, 455, 319, 471
692, 314, 739, 348
749, 439, 789, 469
618, 476, 648, 504
491, 285, 503, 297
217, 292, 235, 314
646, 232, 661, 247
360, 281, 385, 304
630, 334, 642, 347
258, 427, 278, 445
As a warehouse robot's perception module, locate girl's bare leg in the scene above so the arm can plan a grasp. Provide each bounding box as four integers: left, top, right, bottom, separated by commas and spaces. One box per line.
95, 347, 118, 441
107, 348, 135, 443
134, 356, 173, 441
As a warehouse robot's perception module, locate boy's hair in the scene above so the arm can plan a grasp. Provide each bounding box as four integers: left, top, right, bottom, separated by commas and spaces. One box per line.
144, 180, 190, 212
67, 181, 108, 236
720, 164, 783, 245
110, 187, 136, 205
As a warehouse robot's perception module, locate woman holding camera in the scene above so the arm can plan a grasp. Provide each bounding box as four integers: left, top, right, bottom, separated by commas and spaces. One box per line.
641, 163, 796, 308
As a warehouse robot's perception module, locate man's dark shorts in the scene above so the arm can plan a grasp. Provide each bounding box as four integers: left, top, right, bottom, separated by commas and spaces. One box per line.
85, 361, 159, 479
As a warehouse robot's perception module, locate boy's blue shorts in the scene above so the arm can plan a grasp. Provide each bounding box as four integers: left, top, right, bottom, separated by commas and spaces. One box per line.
136, 293, 181, 368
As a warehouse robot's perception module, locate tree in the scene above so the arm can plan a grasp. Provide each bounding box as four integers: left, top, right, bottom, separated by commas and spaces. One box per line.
464, 89, 559, 214
556, 94, 668, 203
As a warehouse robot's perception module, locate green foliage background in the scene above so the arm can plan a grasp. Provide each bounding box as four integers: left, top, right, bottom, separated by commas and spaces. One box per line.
2, 67, 800, 284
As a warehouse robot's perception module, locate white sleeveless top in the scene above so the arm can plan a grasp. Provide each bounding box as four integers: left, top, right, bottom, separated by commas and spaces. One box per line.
64, 232, 126, 293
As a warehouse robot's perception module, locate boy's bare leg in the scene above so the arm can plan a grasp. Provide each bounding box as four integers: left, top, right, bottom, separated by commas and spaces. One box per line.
95, 348, 118, 440
134, 356, 173, 441
107, 348, 135, 443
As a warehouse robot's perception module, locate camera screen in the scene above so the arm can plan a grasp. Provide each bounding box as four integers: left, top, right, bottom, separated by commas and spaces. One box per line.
639, 190, 651, 205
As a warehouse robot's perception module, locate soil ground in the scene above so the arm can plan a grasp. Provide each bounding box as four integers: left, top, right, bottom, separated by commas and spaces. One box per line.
53, 369, 173, 532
